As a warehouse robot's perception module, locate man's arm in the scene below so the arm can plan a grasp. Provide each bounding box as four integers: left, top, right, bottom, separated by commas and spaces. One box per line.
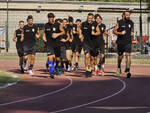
52, 25, 65, 39
113, 23, 126, 35
43, 32, 47, 42
91, 25, 101, 36
20, 29, 24, 42
78, 26, 84, 42
36, 27, 41, 38
13, 31, 17, 42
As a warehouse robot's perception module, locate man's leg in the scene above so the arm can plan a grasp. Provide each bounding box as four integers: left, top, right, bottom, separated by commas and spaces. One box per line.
48, 54, 55, 79
116, 44, 124, 75
125, 52, 131, 78
27, 54, 35, 75
85, 52, 92, 77
124, 44, 132, 78
66, 49, 72, 72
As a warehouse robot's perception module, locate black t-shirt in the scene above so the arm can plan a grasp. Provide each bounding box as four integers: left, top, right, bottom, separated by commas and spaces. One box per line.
44, 22, 61, 47
15, 29, 23, 48
60, 26, 69, 46
116, 19, 134, 45
23, 24, 38, 47
81, 21, 98, 48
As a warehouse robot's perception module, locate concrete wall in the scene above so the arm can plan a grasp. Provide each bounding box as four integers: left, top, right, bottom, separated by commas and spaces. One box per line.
0, 1, 149, 53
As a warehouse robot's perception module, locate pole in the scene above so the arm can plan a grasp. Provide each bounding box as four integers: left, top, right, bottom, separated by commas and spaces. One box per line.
148, 17, 149, 43
139, 0, 143, 54
6, 0, 9, 52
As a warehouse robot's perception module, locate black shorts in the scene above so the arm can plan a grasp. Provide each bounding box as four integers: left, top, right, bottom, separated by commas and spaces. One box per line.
72, 44, 82, 54
97, 45, 105, 54
65, 42, 72, 50
90, 49, 99, 57
55, 47, 61, 58
47, 46, 61, 57
117, 44, 132, 56
23, 45, 36, 56
83, 43, 96, 56
60, 46, 66, 60
16, 46, 24, 57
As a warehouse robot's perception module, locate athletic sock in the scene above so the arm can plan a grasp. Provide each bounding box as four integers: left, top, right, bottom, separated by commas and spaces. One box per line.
48, 61, 54, 74
98, 62, 101, 68
94, 65, 98, 70
55, 61, 59, 70
61, 62, 64, 69
126, 68, 130, 72
29, 65, 33, 70
46, 62, 49, 68
75, 63, 78, 67
118, 64, 121, 69
65, 61, 69, 70
69, 62, 72, 67
101, 65, 104, 70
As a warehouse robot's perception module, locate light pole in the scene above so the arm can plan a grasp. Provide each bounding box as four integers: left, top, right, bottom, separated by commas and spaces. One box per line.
6, 0, 9, 52
139, 0, 143, 54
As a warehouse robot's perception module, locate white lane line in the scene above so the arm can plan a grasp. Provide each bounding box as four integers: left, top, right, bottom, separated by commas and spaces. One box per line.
50, 76, 126, 113
0, 76, 73, 107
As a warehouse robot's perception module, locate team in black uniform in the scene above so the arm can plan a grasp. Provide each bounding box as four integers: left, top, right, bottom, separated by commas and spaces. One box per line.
15, 11, 134, 78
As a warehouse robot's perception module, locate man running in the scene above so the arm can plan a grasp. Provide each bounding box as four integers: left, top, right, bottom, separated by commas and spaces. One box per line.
21, 15, 40, 75
94, 14, 111, 76
43, 13, 65, 79
72, 19, 83, 71
81, 13, 100, 77
13, 21, 25, 73
113, 11, 134, 78
65, 16, 74, 72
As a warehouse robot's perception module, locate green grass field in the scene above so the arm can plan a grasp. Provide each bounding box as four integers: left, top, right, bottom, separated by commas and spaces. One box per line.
0, 55, 150, 65
0, 72, 20, 87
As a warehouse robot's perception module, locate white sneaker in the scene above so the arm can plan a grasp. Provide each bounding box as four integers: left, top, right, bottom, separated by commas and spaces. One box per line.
28, 70, 34, 75
67, 65, 71, 72
23, 67, 27, 71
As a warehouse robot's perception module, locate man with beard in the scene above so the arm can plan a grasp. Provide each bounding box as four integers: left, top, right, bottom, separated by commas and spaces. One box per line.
113, 11, 134, 78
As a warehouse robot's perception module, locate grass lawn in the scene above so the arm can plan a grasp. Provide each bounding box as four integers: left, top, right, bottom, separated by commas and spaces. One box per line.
0, 72, 20, 87
0, 55, 150, 65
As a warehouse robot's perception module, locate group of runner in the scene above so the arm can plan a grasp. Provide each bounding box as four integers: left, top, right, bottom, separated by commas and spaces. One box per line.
13, 11, 135, 79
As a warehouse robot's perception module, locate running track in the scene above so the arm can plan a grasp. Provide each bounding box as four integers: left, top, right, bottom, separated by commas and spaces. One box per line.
0, 60, 150, 113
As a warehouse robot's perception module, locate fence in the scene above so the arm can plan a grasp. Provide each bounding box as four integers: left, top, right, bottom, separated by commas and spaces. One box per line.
0, 1, 149, 53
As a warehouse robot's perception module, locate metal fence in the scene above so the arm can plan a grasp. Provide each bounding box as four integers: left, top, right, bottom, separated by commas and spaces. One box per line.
0, 1, 149, 53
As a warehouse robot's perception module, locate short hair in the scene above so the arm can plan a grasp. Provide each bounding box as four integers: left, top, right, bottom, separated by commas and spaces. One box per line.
57, 18, 63, 23
63, 18, 68, 22
94, 14, 102, 20
68, 16, 74, 22
47, 13, 55, 18
27, 15, 33, 21
76, 19, 81, 22
122, 11, 131, 16
88, 13, 94, 17
19, 20, 24, 23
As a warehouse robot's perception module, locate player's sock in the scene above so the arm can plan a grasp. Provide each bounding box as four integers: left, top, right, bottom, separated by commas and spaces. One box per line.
48, 61, 54, 74
29, 64, 33, 70
55, 61, 58, 70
